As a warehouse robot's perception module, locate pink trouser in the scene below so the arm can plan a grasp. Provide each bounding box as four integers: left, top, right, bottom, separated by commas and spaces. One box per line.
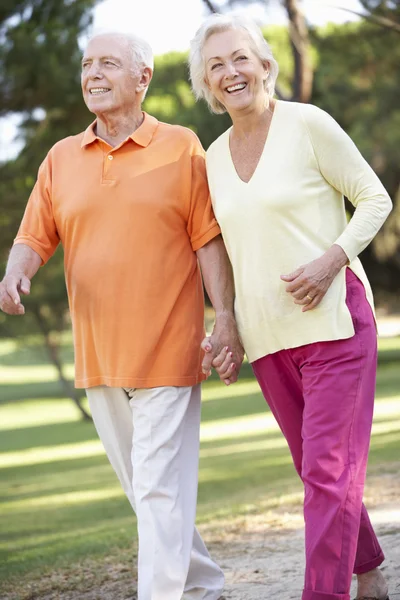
252, 269, 384, 600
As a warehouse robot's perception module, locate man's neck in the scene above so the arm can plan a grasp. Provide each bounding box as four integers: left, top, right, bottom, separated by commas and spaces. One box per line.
95, 110, 145, 147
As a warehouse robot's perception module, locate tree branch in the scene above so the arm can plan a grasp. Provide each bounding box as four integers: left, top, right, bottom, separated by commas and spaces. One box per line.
202, 0, 218, 13
32, 307, 92, 421
331, 5, 400, 34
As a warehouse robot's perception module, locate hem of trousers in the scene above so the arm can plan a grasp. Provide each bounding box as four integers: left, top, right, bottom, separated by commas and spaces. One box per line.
183, 590, 224, 600
302, 590, 350, 600
353, 551, 385, 575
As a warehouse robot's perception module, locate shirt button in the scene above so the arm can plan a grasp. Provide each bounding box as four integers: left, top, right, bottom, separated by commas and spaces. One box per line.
108, 155, 113, 160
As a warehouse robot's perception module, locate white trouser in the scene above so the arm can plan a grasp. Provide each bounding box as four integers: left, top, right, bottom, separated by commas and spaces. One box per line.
86, 385, 224, 600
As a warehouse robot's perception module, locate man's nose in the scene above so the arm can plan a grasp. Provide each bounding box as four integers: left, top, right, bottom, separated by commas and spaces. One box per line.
87, 63, 103, 79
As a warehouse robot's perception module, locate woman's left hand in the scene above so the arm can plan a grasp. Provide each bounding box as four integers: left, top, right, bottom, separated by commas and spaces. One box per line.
281, 245, 349, 312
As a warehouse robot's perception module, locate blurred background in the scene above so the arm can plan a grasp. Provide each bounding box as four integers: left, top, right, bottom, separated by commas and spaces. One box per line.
0, 1, 399, 598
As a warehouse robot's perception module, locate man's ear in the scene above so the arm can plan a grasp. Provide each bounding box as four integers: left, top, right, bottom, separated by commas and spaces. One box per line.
137, 66, 153, 92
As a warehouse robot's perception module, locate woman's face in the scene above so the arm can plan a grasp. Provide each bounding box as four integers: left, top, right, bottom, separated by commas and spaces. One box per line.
203, 28, 269, 115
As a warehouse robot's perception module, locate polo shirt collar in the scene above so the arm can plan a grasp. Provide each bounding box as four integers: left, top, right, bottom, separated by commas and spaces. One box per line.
81, 112, 158, 148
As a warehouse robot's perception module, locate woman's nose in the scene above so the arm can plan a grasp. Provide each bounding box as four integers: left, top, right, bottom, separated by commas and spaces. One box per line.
224, 63, 239, 78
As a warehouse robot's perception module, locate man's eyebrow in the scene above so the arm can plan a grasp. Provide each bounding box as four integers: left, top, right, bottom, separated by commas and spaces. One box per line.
81, 55, 121, 63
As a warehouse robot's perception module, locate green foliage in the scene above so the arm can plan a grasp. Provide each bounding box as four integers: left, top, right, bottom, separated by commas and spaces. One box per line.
0, 0, 100, 343
311, 16, 400, 292
144, 51, 231, 149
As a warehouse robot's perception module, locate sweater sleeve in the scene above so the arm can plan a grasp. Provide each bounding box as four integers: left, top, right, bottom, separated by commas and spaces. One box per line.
300, 103, 392, 262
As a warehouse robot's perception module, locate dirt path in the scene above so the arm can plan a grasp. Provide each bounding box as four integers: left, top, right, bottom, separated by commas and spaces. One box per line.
207, 504, 399, 600
204, 471, 400, 600
5, 472, 399, 600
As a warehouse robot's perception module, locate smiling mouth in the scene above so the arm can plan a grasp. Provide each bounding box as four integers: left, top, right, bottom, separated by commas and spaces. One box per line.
226, 83, 247, 93
89, 88, 111, 95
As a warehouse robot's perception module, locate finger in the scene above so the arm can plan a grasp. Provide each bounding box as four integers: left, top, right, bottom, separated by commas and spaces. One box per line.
0, 287, 24, 314
212, 346, 229, 369
19, 276, 31, 295
280, 267, 304, 282
213, 348, 231, 370
202, 353, 213, 374
0, 298, 25, 315
221, 363, 236, 385
223, 366, 239, 385
290, 286, 309, 300
293, 294, 314, 306
302, 295, 322, 312
6, 281, 21, 306
225, 371, 239, 385
201, 337, 212, 353
217, 356, 235, 378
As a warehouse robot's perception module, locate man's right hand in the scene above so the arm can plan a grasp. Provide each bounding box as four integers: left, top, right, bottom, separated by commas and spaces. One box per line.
0, 273, 31, 315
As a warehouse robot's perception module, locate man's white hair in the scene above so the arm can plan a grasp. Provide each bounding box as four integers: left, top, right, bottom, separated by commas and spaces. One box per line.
189, 13, 279, 114
86, 30, 154, 94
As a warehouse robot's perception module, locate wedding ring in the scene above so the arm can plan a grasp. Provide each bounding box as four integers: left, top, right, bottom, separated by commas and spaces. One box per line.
306, 294, 313, 302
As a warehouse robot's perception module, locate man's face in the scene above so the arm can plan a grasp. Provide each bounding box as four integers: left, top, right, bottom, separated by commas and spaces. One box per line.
81, 35, 142, 117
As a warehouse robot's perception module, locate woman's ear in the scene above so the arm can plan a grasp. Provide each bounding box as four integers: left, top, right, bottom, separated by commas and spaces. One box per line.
263, 60, 270, 80
204, 76, 211, 91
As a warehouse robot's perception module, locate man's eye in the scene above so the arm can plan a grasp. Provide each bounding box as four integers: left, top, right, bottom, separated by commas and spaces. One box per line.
105, 61, 116, 66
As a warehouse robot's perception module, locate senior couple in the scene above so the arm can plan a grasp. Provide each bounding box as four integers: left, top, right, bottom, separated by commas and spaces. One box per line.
0, 12, 392, 600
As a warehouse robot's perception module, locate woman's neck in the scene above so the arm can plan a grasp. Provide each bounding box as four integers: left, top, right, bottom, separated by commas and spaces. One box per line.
230, 97, 276, 139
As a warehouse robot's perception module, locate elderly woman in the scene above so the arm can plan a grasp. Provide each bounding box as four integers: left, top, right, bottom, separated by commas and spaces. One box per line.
189, 13, 392, 600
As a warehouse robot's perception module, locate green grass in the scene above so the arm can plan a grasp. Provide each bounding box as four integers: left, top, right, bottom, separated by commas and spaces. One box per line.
1, 336, 400, 595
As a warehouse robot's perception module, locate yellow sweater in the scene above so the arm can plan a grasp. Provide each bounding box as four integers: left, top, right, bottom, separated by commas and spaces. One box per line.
206, 101, 392, 362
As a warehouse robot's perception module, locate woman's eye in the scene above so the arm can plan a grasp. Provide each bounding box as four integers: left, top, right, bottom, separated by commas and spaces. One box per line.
210, 63, 222, 70
236, 55, 247, 61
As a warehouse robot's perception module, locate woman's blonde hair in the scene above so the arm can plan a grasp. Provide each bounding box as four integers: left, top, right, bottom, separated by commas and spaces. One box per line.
189, 13, 279, 114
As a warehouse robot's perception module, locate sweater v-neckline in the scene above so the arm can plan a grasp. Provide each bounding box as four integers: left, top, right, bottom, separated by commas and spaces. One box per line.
226, 100, 280, 185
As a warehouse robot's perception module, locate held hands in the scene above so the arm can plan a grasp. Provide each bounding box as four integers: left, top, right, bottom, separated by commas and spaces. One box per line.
0, 273, 31, 315
201, 312, 244, 385
281, 245, 349, 312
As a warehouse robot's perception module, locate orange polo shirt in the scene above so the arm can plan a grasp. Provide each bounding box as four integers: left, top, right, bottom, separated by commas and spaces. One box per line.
14, 113, 220, 388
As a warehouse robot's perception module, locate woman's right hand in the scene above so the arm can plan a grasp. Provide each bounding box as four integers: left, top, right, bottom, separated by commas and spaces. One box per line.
211, 345, 237, 385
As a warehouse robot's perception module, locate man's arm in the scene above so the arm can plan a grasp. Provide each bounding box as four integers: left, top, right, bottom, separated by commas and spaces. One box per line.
0, 244, 42, 315
196, 234, 244, 384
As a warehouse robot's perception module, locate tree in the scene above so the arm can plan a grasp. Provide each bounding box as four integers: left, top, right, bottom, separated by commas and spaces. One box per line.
311, 15, 400, 297
0, 0, 101, 418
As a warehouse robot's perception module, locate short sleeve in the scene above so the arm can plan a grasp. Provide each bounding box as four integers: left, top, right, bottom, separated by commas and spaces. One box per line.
186, 135, 221, 252
13, 152, 60, 264
300, 104, 392, 262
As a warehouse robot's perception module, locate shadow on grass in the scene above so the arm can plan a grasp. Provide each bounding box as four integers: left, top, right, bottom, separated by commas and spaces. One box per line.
0, 419, 97, 453
0, 381, 85, 405
0, 341, 74, 368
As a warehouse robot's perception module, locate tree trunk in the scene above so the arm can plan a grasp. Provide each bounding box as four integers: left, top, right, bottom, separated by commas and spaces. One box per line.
202, 0, 218, 13
283, 0, 313, 103
32, 308, 92, 421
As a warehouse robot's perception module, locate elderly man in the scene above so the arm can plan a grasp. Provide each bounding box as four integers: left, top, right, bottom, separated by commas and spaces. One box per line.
0, 32, 243, 600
